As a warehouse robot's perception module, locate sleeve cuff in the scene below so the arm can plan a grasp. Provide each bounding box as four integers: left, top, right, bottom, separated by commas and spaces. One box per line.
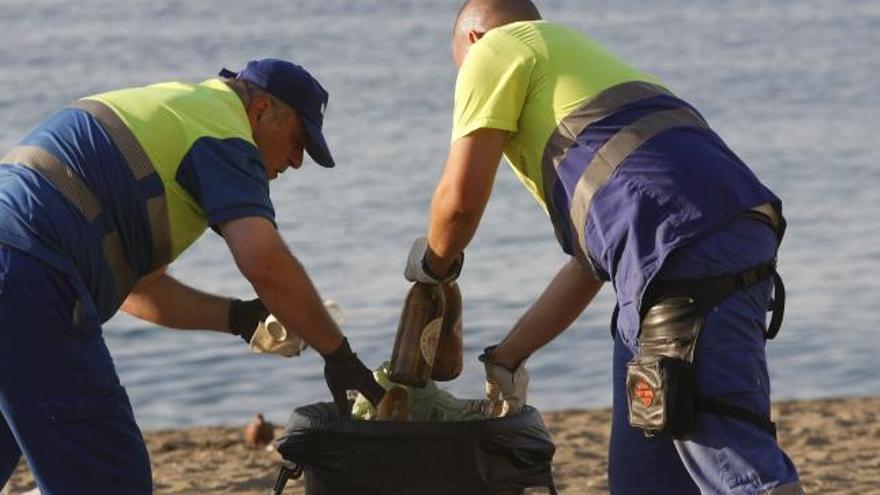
451, 118, 518, 142
208, 207, 277, 235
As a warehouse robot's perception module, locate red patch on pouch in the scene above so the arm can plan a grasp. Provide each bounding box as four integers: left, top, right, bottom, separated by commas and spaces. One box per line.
635, 380, 655, 407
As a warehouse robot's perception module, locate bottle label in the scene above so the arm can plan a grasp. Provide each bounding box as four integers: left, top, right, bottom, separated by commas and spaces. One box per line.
419, 317, 443, 365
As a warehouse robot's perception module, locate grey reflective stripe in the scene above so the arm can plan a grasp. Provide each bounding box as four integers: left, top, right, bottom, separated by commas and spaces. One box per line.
71, 98, 172, 268
102, 230, 135, 301
540, 81, 674, 269
751, 202, 782, 231
545, 81, 673, 161
0, 144, 135, 301
1, 145, 102, 221
764, 482, 804, 495
72, 99, 155, 179
569, 107, 709, 258
146, 195, 170, 268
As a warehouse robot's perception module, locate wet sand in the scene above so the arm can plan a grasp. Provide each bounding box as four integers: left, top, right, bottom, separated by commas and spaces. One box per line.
5, 396, 879, 494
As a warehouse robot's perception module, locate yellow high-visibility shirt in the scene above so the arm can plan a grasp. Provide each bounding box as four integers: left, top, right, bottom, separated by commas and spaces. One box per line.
452, 20, 663, 211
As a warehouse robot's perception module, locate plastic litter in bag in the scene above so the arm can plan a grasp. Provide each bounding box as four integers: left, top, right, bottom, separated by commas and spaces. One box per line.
351, 362, 490, 421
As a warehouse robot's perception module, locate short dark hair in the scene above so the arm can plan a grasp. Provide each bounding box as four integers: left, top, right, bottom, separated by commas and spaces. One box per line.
455, 0, 541, 31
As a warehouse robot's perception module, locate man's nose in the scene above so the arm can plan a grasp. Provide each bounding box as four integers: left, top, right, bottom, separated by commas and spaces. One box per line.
290, 146, 304, 168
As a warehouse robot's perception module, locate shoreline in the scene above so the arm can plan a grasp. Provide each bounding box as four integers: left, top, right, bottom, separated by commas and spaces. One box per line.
6, 396, 879, 494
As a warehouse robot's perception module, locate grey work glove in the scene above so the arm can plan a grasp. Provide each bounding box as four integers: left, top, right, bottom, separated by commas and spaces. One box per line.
478, 345, 529, 417
404, 237, 464, 284
229, 298, 270, 343
323, 338, 386, 418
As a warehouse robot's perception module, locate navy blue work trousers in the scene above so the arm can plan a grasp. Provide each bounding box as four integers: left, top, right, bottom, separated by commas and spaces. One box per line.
607, 217, 800, 494
0, 245, 151, 494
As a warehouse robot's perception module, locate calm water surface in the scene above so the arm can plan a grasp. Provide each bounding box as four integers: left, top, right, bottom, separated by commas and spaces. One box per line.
1, 0, 877, 427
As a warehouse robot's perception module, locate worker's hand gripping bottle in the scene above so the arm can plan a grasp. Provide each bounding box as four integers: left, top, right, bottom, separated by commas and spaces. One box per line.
431, 281, 463, 381
389, 282, 446, 387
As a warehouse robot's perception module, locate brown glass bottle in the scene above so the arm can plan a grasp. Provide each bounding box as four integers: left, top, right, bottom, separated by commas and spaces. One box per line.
431, 282, 464, 381
376, 386, 410, 421
389, 282, 445, 388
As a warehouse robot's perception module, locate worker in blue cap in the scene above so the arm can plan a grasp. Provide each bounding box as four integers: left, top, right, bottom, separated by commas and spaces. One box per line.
0, 58, 384, 493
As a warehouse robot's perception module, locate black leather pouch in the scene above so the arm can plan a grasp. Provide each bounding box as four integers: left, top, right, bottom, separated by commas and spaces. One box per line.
626, 296, 704, 437
626, 355, 697, 436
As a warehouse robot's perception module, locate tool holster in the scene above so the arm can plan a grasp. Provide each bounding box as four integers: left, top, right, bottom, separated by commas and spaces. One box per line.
626, 295, 703, 436
625, 260, 784, 438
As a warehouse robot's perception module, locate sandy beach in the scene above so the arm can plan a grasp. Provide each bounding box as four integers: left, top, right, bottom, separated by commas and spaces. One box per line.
5, 396, 879, 494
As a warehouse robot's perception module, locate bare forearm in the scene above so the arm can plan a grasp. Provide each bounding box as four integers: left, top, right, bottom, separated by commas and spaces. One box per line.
424, 129, 506, 277
425, 183, 482, 275
247, 245, 344, 355
122, 273, 230, 331
222, 217, 344, 355
491, 258, 604, 368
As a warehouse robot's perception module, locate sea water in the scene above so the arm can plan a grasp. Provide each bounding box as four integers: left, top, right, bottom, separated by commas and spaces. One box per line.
1, 0, 877, 427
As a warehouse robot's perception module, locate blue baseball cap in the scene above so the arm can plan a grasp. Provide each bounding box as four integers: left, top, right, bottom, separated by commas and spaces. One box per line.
220, 58, 335, 168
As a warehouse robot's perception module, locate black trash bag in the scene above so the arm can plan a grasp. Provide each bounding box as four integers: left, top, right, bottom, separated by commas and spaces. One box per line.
275, 402, 557, 495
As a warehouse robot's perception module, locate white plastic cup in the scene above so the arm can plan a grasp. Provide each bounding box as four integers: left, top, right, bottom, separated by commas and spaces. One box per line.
250, 301, 344, 357
264, 315, 289, 342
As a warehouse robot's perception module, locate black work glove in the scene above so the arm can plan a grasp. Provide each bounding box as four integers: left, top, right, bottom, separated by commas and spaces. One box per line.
322, 338, 386, 418
228, 298, 270, 343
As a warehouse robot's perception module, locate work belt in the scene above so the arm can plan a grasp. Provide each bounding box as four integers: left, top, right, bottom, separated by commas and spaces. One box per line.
642, 258, 786, 341
0, 99, 171, 308
620, 213, 785, 438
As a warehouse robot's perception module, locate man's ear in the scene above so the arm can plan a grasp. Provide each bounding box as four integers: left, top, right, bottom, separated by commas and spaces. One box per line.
467, 30, 486, 44
246, 94, 271, 125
